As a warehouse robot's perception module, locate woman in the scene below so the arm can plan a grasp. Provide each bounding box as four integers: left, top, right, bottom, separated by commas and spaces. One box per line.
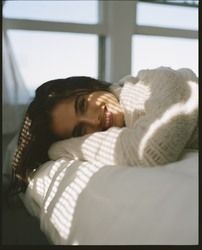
10, 66, 198, 195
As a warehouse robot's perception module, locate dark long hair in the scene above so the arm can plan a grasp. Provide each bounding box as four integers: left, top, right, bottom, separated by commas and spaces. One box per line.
9, 76, 111, 195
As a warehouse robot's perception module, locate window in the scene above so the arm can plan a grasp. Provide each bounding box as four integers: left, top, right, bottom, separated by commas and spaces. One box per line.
7, 30, 98, 95
136, 1, 198, 30
3, 0, 100, 96
3, 0, 98, 24
132, 35, 198, 76
3, 1, 198, 87
133, 1, 198, 76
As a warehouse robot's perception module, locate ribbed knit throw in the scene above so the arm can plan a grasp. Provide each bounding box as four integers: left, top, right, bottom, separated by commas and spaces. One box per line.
48, 67, 198, 167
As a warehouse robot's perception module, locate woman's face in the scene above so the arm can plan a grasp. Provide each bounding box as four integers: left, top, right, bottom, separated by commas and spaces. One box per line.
51, 91, 125, 139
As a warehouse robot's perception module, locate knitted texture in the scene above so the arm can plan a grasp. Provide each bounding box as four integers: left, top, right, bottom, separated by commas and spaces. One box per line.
48, 67, 198, 167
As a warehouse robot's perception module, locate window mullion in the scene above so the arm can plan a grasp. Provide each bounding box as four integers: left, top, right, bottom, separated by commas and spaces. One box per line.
3, 18, 106, 35
104, 1, 136, 83
135, 25, 198, 39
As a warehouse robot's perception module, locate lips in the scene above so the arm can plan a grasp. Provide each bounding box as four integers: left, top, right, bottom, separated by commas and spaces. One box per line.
102, 105, 113, 131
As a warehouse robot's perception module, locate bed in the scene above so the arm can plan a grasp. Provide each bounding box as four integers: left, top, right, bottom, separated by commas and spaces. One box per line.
3, 134, 198, 245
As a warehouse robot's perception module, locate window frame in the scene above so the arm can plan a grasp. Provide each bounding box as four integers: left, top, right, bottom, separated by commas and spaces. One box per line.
3, 0, 198, 83
134, 0, 198, 38
132, 0, 198, 75
3, 1, 106, 80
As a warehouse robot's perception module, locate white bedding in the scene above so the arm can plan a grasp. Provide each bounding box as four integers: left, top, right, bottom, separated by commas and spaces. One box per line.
20, 149, 198, 245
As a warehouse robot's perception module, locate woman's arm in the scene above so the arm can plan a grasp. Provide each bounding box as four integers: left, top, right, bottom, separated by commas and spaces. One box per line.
48, 68, 198, 167
48, 108, 197, 167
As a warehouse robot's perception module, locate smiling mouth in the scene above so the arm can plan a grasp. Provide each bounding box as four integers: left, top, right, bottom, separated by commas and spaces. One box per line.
102, 105, 113, 131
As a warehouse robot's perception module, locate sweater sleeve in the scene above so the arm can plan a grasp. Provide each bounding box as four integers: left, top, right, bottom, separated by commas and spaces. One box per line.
48, 68, 198, 167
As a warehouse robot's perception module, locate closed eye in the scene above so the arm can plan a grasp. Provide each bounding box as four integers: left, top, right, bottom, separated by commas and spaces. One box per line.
73, 94, 88, 137
75, 95, 87, 114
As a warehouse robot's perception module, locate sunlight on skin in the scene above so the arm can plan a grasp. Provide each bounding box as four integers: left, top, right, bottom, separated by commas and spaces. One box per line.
93, 93, 124, 114
51, 90, 125, 139
138, 80, 198, 159
49, 161, 106, 241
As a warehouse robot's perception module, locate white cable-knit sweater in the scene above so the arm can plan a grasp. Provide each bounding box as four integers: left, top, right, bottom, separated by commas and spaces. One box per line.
48, 67, 198, 167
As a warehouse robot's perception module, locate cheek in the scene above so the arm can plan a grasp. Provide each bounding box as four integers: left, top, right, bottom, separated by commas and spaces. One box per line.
51, 104, 73, 137
85, 126, 99, 135
52, 117, 66, 136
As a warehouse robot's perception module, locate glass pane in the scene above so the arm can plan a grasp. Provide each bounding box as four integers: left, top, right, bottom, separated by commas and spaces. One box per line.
3, 0, 98, 24
137, 2, 198, 30
7, 30, 98, 95
132, 35, 198, 76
